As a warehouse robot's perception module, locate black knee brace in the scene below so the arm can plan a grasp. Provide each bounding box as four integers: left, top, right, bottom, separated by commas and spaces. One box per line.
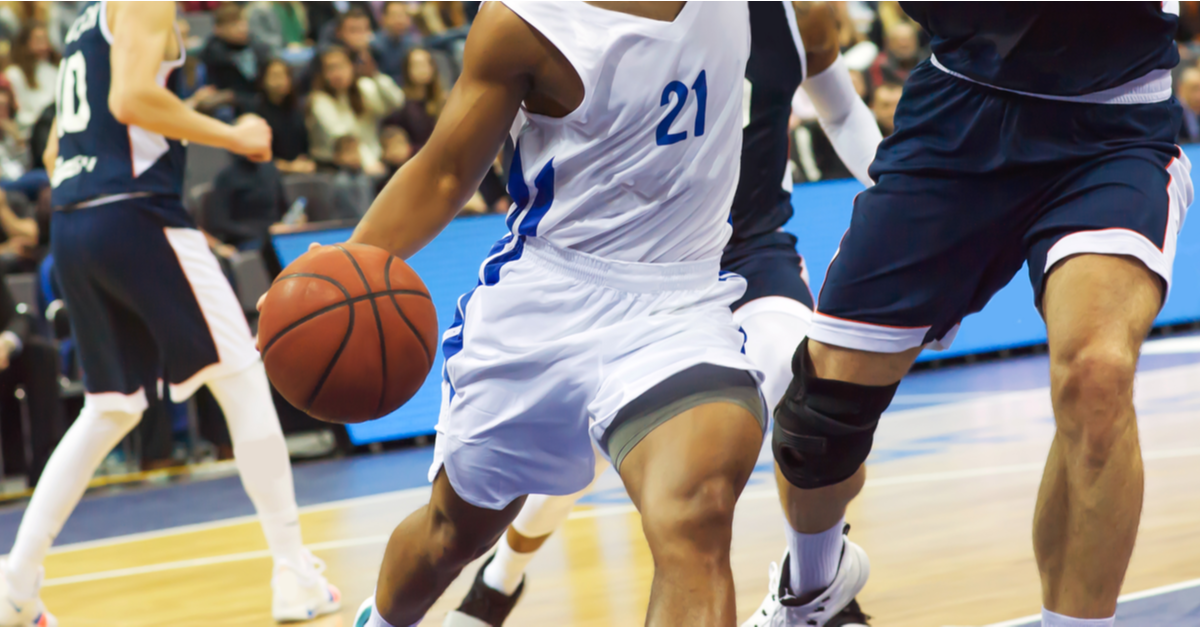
772, 338, 899, 489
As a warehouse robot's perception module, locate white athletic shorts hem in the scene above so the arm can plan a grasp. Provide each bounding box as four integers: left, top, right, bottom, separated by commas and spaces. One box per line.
429, 236, 762, 510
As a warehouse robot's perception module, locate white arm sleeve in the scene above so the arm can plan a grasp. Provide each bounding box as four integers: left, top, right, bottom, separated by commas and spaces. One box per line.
801, 55, 882, 187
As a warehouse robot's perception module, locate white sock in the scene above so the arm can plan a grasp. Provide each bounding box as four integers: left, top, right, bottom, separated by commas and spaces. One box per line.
7, 402, 141, 599
207, 362, 306, 571
786, 518, 845, 597
1041, 608, 1115, 627
483, 537, 537, 596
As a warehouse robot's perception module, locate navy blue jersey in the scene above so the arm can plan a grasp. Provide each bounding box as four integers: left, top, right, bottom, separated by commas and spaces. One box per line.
50, 2, 187, 207
902, 2, 1179, 97
726, 0, 805, 248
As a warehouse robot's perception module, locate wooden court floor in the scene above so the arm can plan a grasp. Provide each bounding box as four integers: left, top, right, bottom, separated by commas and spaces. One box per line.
30, 358, 1200, 626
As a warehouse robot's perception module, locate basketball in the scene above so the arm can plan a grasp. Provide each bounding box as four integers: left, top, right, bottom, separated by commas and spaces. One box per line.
257, 243, 438, 424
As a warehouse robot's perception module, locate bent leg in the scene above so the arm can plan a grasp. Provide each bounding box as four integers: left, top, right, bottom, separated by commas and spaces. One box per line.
619, 401, 763, 627
376, 470, 526, 626
1036, 254, 1161, 618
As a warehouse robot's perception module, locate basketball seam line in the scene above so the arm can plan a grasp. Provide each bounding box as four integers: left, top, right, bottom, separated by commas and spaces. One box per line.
338, 245, 389, 419
384, 257, 434, 368
297, 273, 355, 412
260, 284, 427, 357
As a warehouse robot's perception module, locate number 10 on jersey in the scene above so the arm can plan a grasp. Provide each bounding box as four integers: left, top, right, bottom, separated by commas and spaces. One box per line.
656, 70, 707, 146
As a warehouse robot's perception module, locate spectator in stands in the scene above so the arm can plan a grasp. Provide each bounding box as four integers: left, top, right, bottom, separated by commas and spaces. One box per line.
374, 2, 421, 84
0, 83, 48, 202
871, 82, 904, 137
256, 58, 315, 174
172, 18, 237, 116
247, 1, 309, 54
206, 154, 289, 250
334, 8, 380, 77
200, 3, 273, 116
307, 44, 404, 174
1179, 65, 1200, 143
413, 1, 470, 76
0, 264, 65, 486
330, 135, 374, 218
382, 47, 444, 151
376, 125, 412, 194
5, 22, 59, 136
310, 1, 377, 46
868, 22, 926, 89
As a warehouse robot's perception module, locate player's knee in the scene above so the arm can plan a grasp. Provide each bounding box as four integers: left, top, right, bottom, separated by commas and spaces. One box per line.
641, 473, 739, 557
1052, 343, 1138, 461
772, 338, 898, 490
425, 500, 499, 569
79, 402, 142, 437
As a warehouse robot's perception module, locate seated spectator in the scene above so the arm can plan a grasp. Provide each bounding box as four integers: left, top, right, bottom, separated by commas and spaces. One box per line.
206, 154, 289, 250
255, 58, 315, 174
247, 1, 309, 54
5, 22, 59, 136
171, 18, 237, 116
200, 3, 273, 116
414, 1, 470, 76
871, 82, 904, 137
0, 83, 48, 202
333, 7, 380, 77
0, 262, 64, 486
311, 2, 377, 46
307, 44, 404, 174
330, 135, 375, 218
373, 2, 421, 83
382, 47, 444, 151
378, 126, 412, 179
868, 22, 926, 89
1179, 65, 1200, 143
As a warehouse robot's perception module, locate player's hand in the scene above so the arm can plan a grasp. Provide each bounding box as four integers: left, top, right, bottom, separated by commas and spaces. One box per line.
256, 242, 324, 315
227, 114, 273, 162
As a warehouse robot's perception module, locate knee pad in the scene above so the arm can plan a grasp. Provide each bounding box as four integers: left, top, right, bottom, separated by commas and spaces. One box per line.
772, 338, 898, 489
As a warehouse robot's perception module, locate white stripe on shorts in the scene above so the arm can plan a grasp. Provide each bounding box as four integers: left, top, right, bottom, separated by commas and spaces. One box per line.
162, 228, 260, 401
1043, 148, 1192, 299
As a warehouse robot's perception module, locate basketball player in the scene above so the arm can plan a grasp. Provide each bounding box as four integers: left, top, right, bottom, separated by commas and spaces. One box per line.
330, 2, 764, 626
441, 3, 880, 626
0, 3, 340, 625
768, 4, 1189, 627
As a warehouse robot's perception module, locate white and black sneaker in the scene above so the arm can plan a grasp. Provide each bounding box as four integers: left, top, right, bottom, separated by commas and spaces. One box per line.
443, 553, 525, 627
741, 531, 870, 627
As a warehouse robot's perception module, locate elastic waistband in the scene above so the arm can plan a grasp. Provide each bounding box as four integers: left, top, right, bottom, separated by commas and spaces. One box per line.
56, 191, 157, 211
522, 236, 720, 293
930, 55, 1173, 105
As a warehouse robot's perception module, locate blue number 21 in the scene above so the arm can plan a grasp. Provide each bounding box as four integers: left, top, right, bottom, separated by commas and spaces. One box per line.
656, 70, 707, 146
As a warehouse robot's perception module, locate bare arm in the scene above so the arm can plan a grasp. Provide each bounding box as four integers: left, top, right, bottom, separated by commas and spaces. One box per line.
43, 118, 57, 180
794, 2, 840, 76
348, 3, 538, 258
107, 1, 269, 159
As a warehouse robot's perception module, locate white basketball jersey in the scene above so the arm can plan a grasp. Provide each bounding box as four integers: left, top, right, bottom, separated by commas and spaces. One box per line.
499, 1, 750, 264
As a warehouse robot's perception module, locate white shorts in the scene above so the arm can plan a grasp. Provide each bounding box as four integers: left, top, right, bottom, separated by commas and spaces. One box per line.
430, 236, 763, 510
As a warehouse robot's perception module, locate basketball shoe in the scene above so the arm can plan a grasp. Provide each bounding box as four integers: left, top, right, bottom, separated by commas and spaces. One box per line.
0, 561, 55, 627
272, 549, 342, 622
443, 553, 525, 626
740, 535, 870, 627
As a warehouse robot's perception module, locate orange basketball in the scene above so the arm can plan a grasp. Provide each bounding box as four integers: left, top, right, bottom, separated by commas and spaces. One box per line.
258, 243, 438, 424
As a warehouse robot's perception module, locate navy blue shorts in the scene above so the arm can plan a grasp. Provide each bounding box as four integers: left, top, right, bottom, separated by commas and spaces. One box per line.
51, 196, 259, 413
809, 62, 1192, 353
723, 231, 814, 312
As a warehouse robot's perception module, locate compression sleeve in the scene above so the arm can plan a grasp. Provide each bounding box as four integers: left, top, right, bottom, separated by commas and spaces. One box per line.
801, 55, 882, 187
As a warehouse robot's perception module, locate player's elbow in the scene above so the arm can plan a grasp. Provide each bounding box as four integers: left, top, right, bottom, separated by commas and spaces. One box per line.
108, 87, 150, 126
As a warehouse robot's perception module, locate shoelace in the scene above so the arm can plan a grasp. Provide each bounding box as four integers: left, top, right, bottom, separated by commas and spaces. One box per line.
272, 550, 328, 589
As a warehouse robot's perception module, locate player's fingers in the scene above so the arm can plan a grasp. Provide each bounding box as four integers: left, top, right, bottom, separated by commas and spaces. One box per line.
256, 293, 267, 313
308, 242, 321, 251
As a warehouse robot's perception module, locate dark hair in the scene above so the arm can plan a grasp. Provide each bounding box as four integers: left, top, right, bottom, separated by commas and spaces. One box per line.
0, 81, 16, 128
312, 45, 364, 117
12, 21, 59, 90
401, 47, 445, 117
337, 7, 372, 31
257, 58, 296, 109
214, 3, 245, 27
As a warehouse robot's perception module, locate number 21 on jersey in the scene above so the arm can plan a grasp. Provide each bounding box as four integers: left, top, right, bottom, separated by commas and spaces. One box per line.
656, 70, 707, 146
